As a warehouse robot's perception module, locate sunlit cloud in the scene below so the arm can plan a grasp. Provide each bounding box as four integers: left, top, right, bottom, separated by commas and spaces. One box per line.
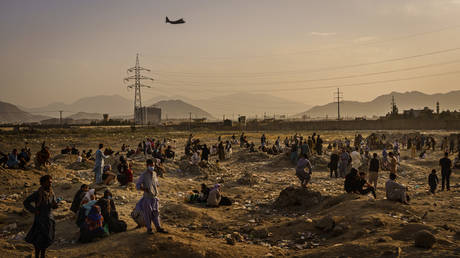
354, 36, 378, 43
310, 32, 336, 36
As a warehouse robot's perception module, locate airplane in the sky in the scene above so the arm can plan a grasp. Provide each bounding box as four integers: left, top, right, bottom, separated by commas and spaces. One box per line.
166, 16, 185, 24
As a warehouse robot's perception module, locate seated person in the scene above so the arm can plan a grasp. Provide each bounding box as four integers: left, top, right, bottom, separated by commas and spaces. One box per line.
71, 184, 89, 214
76, 189, 97, 227
165, 145, 175, 159
71, 146, 79, 155
154, 159, 166, 178
356, 172, 376, 198
79, 205, 108, 243
344, 168, 359, 193
7, 149, 19, 169
200, 183, 210, 202
249, 142, 256, 152
117, 156, 133, 186
18, 148, 31, 169
61, 146, 71, 155
191, 151, 200, 165
207, 184, 221, 207
102, 165, 116, 185
96, 190, 126, 233
86, 149, 93, 160
77, 153, 83, 163
34, 143, 50, 169
385, 173, 410, 204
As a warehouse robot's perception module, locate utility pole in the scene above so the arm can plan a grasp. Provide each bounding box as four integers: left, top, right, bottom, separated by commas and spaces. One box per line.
59, 110, 63, 127
189, 112, 192, 132
124, 54, 154, 125
334, 88, 343, 120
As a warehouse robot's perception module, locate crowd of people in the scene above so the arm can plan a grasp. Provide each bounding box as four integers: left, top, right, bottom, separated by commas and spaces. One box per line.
16, 131, 458, 257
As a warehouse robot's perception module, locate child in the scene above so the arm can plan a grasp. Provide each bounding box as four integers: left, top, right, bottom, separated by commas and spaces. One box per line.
428, 169, 439, 194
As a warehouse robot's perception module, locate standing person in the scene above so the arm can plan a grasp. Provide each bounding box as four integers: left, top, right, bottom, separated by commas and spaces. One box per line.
23, 175, 59, 258
201, 144, 210, 162
93, 144, 109, 185
261, 134, 266, 147
329, 150, 339, 178
389, 152, 398, 175
439, 152, 452, 191
300, 141, 310, 158
368, 153, 380, 189
217, 142, 225, 161
295, 154, 312, 188
428, 169, 439, 194
316, 135, 323, 155
351, 147, 362, 171
339, 149, 350, 178
136, 159, 168, 234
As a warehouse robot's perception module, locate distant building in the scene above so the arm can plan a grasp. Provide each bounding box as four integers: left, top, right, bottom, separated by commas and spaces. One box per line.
402, 107, 434, 118
135, 107, 161, 125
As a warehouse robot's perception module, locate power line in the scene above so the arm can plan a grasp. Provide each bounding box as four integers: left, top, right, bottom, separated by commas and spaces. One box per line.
253, 69, 460, 93
157, 58, 460, 87
152, 46, 460, 77
145, 24, 460, 61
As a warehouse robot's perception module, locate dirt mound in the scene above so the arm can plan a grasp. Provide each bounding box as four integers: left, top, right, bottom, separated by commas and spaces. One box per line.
320, 193, 360, 209
177, 161, 223, 177
309, 155, 329, 169
237, 171, 259, 185
66, 161, 94, 170
236, 151, 270, 163
273, 187, 323, 209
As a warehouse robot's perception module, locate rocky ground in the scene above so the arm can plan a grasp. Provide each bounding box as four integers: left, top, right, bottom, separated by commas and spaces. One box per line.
0, 129, 458, 257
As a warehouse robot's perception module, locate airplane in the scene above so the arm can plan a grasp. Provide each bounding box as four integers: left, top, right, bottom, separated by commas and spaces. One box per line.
166, 16, 185, 24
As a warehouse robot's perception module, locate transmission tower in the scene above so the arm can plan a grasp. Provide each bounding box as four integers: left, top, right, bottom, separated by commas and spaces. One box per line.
124, 54, 154, 125
333, 88, 343, 120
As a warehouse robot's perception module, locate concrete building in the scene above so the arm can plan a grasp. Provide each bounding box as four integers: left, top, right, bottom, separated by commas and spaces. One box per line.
135, 107, 161, 125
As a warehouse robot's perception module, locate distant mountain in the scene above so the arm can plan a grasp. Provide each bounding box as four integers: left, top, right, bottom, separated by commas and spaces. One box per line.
144, 94, 196, 107
21, 95, 132, 117
297, 91, 460, 118
151, 100, 214, 119
194, 92, 311, 117
0, 101, 50, 124
66, 112, 103, 120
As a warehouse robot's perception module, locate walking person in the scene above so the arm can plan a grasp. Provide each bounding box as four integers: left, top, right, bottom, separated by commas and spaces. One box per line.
368, 153, 380, 189
23, 175, 59, 258
136, 159, 168, 234
329, 150, 339, 178
439, 152, 452, 191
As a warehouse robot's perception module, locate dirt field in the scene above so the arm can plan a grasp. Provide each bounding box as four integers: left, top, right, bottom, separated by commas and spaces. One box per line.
0, 128, 458, 257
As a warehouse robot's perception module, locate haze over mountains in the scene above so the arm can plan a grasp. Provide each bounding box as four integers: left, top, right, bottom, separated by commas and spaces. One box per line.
2, 90, 459, 123
152, 100, 214, 120
18, 92, 311, 119
0, 101, 50, 123
297, 91, 460, 118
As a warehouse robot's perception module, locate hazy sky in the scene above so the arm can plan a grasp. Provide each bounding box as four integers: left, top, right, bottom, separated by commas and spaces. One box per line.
1, 0, 460, 108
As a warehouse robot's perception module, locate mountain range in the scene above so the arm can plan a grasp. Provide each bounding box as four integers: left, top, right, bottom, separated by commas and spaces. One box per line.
0, 101, 50, 124
297, 91, 460, 118
19, 92, 310, 119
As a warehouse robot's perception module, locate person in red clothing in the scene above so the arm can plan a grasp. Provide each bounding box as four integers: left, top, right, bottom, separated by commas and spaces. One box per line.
117, 156, 133, 186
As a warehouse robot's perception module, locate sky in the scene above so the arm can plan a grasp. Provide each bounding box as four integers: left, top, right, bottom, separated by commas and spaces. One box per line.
1, 0, 460, 108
